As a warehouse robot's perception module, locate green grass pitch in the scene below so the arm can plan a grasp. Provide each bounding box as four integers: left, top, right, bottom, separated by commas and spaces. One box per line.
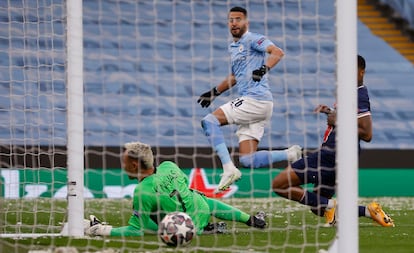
0, 197, 413, 253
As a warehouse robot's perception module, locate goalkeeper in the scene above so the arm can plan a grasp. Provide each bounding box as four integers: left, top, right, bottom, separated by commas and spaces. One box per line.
84, 141, 266, 237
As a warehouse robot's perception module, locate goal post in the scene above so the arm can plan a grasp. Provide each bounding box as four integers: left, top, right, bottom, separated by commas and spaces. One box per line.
66, 0, 85, 237
334, 0, 358, 253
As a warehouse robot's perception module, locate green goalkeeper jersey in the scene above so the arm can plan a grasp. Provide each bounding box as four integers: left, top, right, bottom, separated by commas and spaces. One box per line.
110, 161, 210, 236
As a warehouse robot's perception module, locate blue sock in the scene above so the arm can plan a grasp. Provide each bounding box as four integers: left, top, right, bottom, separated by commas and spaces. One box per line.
271, 150, 288, 162
358, 205, 366, 217
239, 150, 287, 168
300, 191, 329, 208
215, 143, 231, 164
201, 114, 231, 164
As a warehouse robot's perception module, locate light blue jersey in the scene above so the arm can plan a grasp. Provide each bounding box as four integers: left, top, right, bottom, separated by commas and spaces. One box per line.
229, 31, 276, 101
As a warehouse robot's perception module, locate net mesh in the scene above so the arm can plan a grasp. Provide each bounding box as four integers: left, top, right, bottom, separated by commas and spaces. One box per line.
0, 0, 337, 252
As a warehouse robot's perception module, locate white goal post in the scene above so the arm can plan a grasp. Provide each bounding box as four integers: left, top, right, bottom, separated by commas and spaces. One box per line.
334, 0, 358, 253
66, 0, 85, 237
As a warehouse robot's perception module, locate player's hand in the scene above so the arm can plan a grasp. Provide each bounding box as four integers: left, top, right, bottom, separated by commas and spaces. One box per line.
252, 65, 270, 81
197, 87, 221, 108
84, 215, 112, 236
314, 104, 334, 114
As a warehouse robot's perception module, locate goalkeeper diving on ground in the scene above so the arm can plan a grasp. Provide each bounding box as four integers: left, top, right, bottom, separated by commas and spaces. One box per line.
84, 141, 267, 237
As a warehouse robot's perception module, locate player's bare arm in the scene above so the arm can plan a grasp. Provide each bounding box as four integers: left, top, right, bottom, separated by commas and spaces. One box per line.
314, 104, 334, 114
216, 74, 237, 93
197, 74, 236, 108
265, 44, 284, 69
314, 104, 336, 126
358, 114, 372, 142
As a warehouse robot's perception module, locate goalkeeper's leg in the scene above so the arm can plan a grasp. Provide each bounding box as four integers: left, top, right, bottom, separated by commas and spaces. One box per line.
205, 197, 266, 228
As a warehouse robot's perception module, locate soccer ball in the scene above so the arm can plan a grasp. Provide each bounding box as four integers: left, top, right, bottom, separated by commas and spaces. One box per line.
158, 211, 195, 247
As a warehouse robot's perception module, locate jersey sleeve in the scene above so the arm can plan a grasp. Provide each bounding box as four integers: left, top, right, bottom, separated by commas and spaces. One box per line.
125, 179, 158, 234
110, 225, 144, 236
109, 194, 159, 237
250, 33, 275, 52
358, 86, 371, 118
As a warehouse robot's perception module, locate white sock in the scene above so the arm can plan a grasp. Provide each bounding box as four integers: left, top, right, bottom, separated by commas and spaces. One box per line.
365, 207, 371, 218
222, 162, 237, 173
327, 199, 336, 209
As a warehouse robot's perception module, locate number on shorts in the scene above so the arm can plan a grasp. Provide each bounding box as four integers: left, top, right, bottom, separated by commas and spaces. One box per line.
233, 99, 244, 107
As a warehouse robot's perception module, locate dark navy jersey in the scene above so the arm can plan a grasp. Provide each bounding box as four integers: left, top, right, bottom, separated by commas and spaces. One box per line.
321, 85, 371, 150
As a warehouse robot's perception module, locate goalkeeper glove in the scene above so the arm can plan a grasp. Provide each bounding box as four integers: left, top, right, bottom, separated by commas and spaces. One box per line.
197, 87, 221, 108
252, 65, 270, 82
84, 215, 113, 236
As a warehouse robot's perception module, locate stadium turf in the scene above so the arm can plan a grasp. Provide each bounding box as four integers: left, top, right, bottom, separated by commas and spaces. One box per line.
0, 197, 412, 253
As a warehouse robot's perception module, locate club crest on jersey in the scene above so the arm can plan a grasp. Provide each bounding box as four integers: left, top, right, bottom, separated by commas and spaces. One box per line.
238, 45, 244, 52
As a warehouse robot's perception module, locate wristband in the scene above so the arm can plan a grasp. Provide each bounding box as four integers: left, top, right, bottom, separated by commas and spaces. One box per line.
327, 108, 335, 114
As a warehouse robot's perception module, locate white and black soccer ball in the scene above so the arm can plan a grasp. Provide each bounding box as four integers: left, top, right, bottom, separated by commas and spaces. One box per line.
158, 211, 195, 247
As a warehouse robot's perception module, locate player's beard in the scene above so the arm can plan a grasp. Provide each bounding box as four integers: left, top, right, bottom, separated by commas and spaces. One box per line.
231, 25, 247, 39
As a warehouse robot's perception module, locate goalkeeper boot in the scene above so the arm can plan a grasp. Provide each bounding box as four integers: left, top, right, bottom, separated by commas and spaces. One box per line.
287, 145, 302, 163
324, 200, 336, 227
367, 202, 395, 227
216, 167, 242, 192
203, 222, 228, 234
246, 211, 267, 229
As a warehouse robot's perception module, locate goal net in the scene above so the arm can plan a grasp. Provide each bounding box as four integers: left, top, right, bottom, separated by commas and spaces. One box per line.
0, 0, 356, 252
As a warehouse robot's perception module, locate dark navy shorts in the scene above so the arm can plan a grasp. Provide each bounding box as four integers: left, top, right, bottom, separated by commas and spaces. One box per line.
291, 149, 336, 198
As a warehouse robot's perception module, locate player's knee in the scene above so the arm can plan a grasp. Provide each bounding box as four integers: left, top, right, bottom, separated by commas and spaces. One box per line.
272, 180, 280, 194
201, 114, 219, 136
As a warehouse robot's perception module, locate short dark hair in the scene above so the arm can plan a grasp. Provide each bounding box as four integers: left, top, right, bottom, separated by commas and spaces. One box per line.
358, 55, 366, 70
230, 6, 247, 17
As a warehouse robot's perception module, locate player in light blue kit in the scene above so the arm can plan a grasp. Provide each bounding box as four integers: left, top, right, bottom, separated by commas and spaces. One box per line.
198, 6, 302, 192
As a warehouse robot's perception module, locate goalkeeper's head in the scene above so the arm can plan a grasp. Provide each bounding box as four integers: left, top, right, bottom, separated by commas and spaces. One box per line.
122, 141, 155, 180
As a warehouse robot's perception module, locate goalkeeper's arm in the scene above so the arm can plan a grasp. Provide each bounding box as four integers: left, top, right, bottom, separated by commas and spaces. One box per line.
110, 225, 144, 236
111, 217, 159, 236
85, 213, 159, 237
85, 215, 147, 237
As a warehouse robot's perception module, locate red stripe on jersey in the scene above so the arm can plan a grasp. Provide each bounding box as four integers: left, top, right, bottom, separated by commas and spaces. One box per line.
323, 125, 333, 143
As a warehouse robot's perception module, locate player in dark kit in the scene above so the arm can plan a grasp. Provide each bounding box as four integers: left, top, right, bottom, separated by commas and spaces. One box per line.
271, 55, 394, 227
